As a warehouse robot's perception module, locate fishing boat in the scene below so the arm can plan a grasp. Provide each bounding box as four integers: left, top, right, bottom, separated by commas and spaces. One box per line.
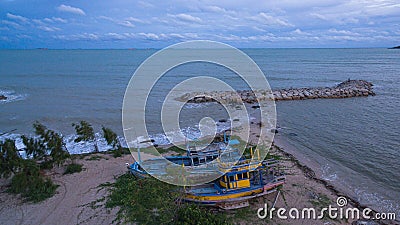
126, 132, 286, 209
128, 131, 242, 177
182, 159, 285, 209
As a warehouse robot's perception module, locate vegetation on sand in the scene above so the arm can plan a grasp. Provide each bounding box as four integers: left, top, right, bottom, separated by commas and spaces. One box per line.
105, 173, 231, 225
64, 163, 83, 175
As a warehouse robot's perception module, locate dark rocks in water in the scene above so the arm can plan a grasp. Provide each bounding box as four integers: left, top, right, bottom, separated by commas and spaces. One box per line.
388, 45, 400, 49
179, 79, 376, 104
0, 95, 7, 100
218, 119, 227, 123
270, 129, 279, 134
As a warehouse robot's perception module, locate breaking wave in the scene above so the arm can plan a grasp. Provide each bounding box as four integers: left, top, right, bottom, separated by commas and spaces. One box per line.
0, 89, 28, 104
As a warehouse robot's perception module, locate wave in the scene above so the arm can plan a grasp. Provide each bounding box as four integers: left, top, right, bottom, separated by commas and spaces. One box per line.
127, 121, 232, 148
0, 89, 28, 104
0, 120, 232, 156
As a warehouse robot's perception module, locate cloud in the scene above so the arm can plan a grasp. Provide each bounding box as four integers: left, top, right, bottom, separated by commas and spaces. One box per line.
54, 33, 99, 41
2, 0, 400, 47
292, 28, 310, 35
57, 4, 86, 16
328, 28, 360, 36
137, 1, 154, 8
251, 12, 293, 27
1, 20, 23, 29
53, 32, 199, 42
37, 26, 61, 32
43, 17, 68, 23
168, 13, 202, 23
98, 16, 142, 28
6, 13, 29, 23
202, 6, 237, 15
125, 17, 147, 24
117, 20, 135, 28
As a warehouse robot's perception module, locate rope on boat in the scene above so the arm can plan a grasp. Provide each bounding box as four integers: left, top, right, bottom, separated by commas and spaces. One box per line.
271, 190, 280, 209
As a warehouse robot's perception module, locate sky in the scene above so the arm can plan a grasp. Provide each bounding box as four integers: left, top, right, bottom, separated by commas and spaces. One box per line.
0, 0, 399, 49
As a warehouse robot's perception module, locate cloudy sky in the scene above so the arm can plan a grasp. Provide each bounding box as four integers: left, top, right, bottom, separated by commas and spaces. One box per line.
0, 0, 399, 48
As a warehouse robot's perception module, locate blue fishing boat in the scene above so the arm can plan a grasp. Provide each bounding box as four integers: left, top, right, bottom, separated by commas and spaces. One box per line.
128, 131, 242, 177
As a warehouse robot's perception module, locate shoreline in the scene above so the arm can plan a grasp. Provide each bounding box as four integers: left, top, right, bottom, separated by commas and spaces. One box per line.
272, 137, 386, 222
0, 136, 397, 224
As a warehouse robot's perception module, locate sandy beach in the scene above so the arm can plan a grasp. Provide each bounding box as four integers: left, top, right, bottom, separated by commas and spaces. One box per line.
1, 141, 388, 225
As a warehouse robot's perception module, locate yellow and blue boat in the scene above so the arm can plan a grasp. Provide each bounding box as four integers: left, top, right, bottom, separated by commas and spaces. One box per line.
183, 160, 285, 209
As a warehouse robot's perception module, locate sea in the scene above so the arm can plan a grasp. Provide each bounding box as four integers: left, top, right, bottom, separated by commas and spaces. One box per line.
0, 48, 399, 217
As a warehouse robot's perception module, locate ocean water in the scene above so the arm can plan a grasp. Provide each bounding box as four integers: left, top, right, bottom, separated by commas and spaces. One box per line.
0, 48, 399, 216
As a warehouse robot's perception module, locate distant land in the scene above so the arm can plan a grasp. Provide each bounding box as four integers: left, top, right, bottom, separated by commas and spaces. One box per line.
388, 46, 400, 49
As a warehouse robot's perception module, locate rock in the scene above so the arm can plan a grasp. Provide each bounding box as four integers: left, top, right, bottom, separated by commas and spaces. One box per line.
270, 129, 278, 134
0, 95, 7, 100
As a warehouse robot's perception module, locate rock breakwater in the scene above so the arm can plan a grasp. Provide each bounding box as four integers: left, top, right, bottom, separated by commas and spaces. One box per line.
177, 80, 375, 104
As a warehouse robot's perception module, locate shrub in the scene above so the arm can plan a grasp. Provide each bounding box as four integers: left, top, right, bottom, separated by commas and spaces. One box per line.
0, 139, 22, 178
64, 163, 83, 175
105, 174, 232, 224
8, 159, 58, 202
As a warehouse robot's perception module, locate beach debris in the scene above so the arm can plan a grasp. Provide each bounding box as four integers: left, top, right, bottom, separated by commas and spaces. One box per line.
177, 80, 375, 104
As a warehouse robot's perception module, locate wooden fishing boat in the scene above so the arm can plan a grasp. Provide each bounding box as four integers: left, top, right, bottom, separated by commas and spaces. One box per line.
182, 159, 285, 209
128, 132, 242, 177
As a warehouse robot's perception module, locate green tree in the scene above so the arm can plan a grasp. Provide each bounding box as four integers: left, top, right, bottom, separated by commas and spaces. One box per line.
47, 131, 70, 167
72, 121, 98, 152
21, 135, 46, 160
0, 139, 22, 178
102, 126, 119, 149
24, 122, 70, 167
102, 126, 125, 157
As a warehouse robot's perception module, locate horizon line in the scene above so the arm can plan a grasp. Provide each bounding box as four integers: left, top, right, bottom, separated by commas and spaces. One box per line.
0, 46, 395, 50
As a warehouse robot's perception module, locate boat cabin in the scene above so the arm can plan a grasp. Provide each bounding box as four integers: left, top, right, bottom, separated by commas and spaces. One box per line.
219, 170, 251, 190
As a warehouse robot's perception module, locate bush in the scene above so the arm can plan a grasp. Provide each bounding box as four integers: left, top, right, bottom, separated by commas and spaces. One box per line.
111, 146, 130, 158
64, 163, 83, 175
105, 174, 232, 224
0, 139, 22, 178
106, 174, 179, 224
8, 159, 58, 202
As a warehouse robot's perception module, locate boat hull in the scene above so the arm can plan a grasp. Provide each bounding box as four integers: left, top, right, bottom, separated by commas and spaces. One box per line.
183, 180, 285, 205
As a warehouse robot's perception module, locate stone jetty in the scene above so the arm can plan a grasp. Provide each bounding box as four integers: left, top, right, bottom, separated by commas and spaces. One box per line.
178, 80, 375, 104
